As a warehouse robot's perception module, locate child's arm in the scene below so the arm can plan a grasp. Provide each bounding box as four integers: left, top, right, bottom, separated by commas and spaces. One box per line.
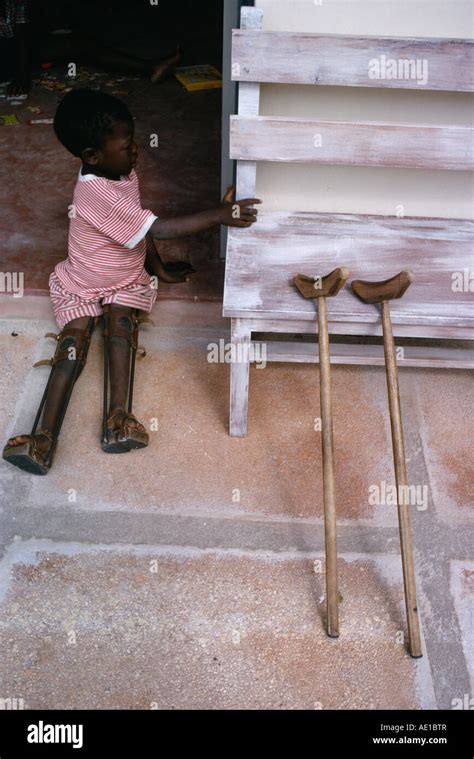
149, 186, 261, 241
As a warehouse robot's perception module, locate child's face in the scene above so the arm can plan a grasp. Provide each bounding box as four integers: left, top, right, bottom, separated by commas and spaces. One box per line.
86, 121, 138, 179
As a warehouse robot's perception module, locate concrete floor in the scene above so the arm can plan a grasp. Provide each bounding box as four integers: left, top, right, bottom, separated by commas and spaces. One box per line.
0, 296, 472, 710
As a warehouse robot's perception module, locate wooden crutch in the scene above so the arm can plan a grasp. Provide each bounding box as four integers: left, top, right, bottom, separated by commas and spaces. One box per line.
294, 268, 349, 638
351, 271, 422, 658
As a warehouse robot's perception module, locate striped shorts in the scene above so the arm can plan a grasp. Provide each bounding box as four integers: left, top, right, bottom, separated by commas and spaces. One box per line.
49, 271, 158, 330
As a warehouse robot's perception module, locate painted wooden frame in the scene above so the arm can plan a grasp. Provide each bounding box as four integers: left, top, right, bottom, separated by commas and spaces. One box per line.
224, 8, 474, 437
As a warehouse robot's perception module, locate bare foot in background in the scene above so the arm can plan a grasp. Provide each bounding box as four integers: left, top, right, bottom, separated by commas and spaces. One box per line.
151, 46, 183, 83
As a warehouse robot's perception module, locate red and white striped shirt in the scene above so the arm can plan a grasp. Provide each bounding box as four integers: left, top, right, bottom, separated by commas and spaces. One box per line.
54, 169, 157, 299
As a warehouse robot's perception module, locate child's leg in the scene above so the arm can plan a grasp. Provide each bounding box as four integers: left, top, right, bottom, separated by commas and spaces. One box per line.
39, 316, 94, 438
102, 304, 149, 454
3, 316, 96, 475
37, 31, 182, 82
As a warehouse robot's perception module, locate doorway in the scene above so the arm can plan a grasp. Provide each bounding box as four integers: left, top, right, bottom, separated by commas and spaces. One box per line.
2, 0, 240, 301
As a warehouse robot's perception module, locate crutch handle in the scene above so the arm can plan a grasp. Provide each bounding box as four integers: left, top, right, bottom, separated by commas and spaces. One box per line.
351, 271, 414, 305
294, 268, 349, 300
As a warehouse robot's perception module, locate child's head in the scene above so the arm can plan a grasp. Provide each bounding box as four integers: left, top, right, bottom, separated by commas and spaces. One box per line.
54, 90, 138, 179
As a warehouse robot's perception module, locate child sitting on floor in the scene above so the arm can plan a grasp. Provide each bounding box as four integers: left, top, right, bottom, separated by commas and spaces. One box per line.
3, 89, 260, 475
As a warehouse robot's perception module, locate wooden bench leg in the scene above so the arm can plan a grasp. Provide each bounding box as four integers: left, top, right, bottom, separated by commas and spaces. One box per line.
230, 318, 251, 437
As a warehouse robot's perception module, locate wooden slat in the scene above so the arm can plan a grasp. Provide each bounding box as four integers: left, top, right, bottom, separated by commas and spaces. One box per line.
250, 319, 472, 341
223, 210, 474, 338
232, 31, 474, 92
252, 340, 474, 369
230, 116, 474, 170
234, 8, 262, 199
240, 6, 263, 30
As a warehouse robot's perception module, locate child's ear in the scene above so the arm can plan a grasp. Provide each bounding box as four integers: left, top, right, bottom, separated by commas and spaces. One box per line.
82, 148, 100, 166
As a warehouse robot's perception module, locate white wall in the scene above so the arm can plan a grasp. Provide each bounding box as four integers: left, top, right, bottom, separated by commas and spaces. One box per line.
253, 0, 474, 218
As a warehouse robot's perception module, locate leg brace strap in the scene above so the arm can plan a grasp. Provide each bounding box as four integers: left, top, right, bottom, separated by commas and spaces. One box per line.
103, 305, 140, 349
34, 324, 95, 377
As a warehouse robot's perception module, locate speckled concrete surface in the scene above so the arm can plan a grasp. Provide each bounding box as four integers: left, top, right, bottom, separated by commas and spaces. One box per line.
450, 561, 474, 691
413, 371, 474, 524
0, 541, 435, 710
0, 299, 472, 710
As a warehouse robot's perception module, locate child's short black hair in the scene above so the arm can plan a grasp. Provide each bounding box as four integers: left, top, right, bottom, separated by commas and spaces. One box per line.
54, 89, 133, 158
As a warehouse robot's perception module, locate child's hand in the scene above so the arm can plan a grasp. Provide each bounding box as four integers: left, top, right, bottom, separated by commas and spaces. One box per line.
219, 186, 261, 228
157, 261, 196, 284
145, 236, 196, 283
157, 270, 188, 284
165, 261, 196, 276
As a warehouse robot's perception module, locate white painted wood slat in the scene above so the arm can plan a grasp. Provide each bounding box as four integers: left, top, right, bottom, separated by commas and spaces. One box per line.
230, 116, 474, 171
250, 318, 471, 341
253, 341, 474, 369
223, 210, 474, 335
232, 31, 474, 92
